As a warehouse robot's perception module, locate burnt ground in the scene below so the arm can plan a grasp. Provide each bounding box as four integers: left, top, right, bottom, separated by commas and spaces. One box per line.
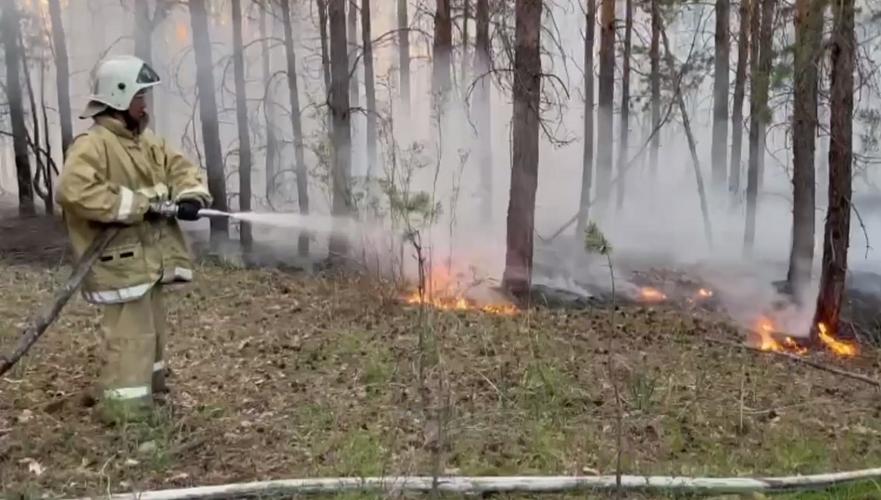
3, 209, 881, 499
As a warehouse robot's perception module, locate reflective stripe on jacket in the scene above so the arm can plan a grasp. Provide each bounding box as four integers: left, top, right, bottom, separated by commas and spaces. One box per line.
56, 115, 213, 304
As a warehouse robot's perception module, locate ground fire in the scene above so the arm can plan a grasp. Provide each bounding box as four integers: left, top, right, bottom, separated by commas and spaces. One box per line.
639, 287, 668, 302
402, 268, 519, 316
751, 316, 858, 358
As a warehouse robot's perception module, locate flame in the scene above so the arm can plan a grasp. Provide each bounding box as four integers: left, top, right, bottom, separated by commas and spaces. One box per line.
402, 268, 518, 316
639, 287, 667, 302
753, 316, 807, 355
404, 290, 518, 315
817, 322, 858, 357
176, 22, 189, 44
697, 288, 714, 298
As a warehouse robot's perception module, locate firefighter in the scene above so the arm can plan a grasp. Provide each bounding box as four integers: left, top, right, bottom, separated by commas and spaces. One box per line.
56, 55, 212, 423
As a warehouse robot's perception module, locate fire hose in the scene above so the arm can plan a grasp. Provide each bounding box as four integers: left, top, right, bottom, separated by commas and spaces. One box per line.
0, 226, 120, 377
0, 203, 228, 377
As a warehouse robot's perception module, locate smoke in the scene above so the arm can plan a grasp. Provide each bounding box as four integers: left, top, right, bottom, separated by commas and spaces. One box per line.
5, 0, 881, 335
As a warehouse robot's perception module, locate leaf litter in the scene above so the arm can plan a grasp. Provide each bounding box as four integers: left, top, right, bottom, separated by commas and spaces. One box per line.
1, 262, 881, 497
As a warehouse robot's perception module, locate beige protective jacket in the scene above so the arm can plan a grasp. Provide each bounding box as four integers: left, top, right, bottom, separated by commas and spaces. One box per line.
56, 115, 212, 304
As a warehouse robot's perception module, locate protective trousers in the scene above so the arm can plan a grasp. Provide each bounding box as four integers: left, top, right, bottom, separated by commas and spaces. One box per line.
96, 285, 167, 419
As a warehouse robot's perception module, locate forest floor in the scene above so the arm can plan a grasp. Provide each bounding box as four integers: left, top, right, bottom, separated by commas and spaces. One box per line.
3, 209, 881, 499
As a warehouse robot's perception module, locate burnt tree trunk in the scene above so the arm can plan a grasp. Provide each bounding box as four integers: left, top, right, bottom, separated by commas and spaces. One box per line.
398, 0, 411, 115
711, 0, 730, 193
361, 0, 378, 181
729, 0, 750, 200
743, 0, 774, 254
329, 0, 353, 257
189, 0, 229, 246
649, 0, 660, 179
576, 0, 596, 238
811, 0, 853, 341
260, 0, 279, 202
280, 0, 310, 256
473, 0, 492, 224
616, 0, 632, 210
596, 0, 615, 211
232, 0, 252, 252
48, 0, 73, 156
502, 0, 542, 295
433, 0, 453, 110
786, 0, 826, 297
2, 5, 35, 216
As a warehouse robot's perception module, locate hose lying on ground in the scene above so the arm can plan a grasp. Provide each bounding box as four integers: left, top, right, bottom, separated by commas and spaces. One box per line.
68, 469, 881, 500
0, 226, 119, 377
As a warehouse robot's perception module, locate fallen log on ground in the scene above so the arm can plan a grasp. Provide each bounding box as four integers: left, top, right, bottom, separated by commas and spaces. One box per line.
68, 469, 881, 499
0, 226, 119, 377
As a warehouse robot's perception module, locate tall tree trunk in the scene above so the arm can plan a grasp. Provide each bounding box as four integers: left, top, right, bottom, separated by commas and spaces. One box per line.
261, 0, 279, 203
48, 0, 73, 156
39, 54, 53, 215
347, 1, 360, 110
21, 33, 45, 212
232, 0, 252, 253
473, 0, 492, 224
280, 0, 310, 256
398, 0, 411, 116
743, 0, 774, 254
787, 0, 826, 297
361, 0, 378, 181
329, 0, 353, 257
2, 5, 35, 216
433, 0, 453, 109
317, 0, 333, 132
729, 0, 750, 200
461, 0, 470, 97
134, 0, 153, 119
576, 0, 596, 237
596, 0, 615, 211
811, 0, 854, 342
649, 0, 660, 179
616, 0, 632, 210
502, 0, 542, 295
711, 0, 730, 193
134, 1, 152, 62
189, 0, 229, 246
133, 1, 170, 125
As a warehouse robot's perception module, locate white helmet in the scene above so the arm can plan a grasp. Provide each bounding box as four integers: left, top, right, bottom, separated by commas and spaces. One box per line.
79, 55, 161, 119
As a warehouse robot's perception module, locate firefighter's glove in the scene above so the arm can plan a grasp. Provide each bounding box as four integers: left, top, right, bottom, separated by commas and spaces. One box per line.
176, 200, 203, 221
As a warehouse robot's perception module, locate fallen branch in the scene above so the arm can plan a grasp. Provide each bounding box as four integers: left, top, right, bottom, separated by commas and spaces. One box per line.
69, 469, 881, 499
0, 227, 119, 377
707, 337, 881, 388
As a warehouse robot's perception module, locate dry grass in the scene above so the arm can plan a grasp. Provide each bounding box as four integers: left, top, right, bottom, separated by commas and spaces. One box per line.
2, 255, 881, 498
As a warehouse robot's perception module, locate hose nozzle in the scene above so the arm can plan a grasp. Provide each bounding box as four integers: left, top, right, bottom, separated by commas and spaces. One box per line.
147, 200, 179, 219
